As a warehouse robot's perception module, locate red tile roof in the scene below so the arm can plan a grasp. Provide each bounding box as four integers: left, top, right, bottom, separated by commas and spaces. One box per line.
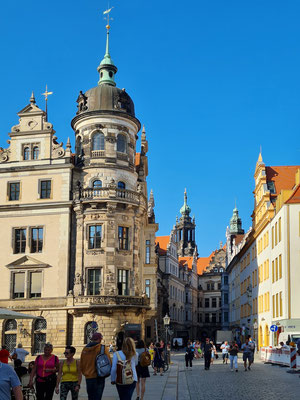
286, 184, 300, 204
266, 166, 300, 195
197, 251, 215, 275
155, 236, 170, 256
178, 257, 193, 269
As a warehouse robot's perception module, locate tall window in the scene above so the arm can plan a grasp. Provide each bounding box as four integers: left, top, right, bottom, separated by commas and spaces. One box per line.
23, 147, 30, 160
117, 181, 126, 189
118, 227, 129, 250
40, 180, 51, 199
92, 180, 102, 194
33, 146, 39, 160
88, 225, 102, 249
212, 298, 217, 308
145, 279, 150, 297
30, 272, 42, 298
9, 182, 20, 201
205, 313, 210, 323
145, 240, 150, 264
13, 273, 25, 298
224, 293, 229, 304
87, 269, 101, 295
224, 312, 229, 322
14, 228, 26, 253
212, 313, 217, 323
117, 269, 129, 295
92, 132, 105, 150
205, 298, 209, 308
31, 228, 43, 253
117, 135, 126, 153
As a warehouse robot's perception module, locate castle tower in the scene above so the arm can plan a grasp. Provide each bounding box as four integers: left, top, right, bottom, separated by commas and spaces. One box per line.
175, 189, 196, 257
229, 205, 244, 235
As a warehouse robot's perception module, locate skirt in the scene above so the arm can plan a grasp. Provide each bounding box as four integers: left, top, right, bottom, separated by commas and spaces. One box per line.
136, 363, 150, 378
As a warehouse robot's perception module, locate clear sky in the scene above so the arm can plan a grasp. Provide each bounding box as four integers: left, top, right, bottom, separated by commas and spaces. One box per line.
1, 1, 299, 256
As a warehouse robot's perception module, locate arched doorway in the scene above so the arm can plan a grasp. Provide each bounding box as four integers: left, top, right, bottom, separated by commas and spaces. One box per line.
4, 319, 17, 353
264, 325, 269, 347
85, 321, 98, 344
33, 318, 47, 354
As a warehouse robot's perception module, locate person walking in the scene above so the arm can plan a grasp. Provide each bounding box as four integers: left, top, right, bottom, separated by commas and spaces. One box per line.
221, 341, 230, 365
249, 337, 256, 363
135, 340, 150, 400
229, 341, 239, 372
29, 342, 59, 400
194, 341, 201, 359
11, 343, 29, 366
80, 332, 111, 400
55, 346, 82, 400
203, 338, 213, 370
0, 361, 23, 400
210, 341, 217, 365
185, 342, 194, 370
241, 340, 253, 371
153, 342, 164, 376
111, 337, 138, 400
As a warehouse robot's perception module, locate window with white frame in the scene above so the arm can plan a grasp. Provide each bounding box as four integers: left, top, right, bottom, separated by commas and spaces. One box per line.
145, 279, 150, 297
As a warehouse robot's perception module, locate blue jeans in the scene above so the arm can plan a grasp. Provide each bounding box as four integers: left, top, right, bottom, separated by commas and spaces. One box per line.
229, 355, 238, 369
116, 381, 136, 400
86, 377, 105, 400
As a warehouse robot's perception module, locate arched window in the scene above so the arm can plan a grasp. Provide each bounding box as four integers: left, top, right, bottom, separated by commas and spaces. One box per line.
92, 132, 105, 151
33, 146, 39, 160
117, 181, 125, 189
117, 135, 127, 153
93, 180, 102, 189
23, 147, 30, 160
85, 321, 98, 344
4, 319, 17, 352
33, 318, 47, 354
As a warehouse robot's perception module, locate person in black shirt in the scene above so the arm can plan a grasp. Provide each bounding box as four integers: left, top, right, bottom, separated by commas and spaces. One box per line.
203, 338, 213, 370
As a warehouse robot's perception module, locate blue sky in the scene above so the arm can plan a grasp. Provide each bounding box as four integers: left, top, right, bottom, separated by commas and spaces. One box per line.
1, 1, 300, 255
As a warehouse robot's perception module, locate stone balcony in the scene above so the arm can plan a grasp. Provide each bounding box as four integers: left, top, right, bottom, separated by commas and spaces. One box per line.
80, 187, 141, 205
71, 295, 150, 310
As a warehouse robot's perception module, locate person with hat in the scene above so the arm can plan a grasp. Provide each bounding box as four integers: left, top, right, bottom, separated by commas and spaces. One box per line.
80, 332, 111, 400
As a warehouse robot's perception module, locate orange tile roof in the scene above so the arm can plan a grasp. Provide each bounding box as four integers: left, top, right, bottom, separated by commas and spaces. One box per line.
135, 152, 141, 167
286, 184, 300, 204
178, 257, 193, 269
197, 251, 215, 275
266, 166, 300, 195
155, 235, 170, 256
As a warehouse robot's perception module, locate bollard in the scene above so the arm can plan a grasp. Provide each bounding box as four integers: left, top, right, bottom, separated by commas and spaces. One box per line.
290, 347, 297, 369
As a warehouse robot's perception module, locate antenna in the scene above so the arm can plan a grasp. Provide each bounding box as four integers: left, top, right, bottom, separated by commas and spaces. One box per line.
42, 85, 53, 121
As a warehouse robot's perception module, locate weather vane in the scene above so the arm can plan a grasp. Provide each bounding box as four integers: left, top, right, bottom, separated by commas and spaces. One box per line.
42, 84, 53, 121
103, 5, 114, 31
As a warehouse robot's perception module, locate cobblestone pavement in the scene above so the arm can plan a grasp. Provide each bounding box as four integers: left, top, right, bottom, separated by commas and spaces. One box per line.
53, 352, 300, 400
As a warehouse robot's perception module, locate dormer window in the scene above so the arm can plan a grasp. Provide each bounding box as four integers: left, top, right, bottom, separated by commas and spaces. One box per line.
33, 146, 39, 160
117, 134, 127, 153
92, 132, 105, 151
23, 147, 30, 160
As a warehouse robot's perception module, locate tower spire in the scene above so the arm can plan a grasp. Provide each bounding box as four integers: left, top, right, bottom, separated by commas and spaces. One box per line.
98, 7, 117, 86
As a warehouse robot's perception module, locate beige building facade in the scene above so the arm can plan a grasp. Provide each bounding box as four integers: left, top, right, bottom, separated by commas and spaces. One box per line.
0, 27, 158, 355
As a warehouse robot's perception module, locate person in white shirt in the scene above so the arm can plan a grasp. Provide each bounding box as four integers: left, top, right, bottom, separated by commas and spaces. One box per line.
220, 341, 230, 365
11, 343, 29, 365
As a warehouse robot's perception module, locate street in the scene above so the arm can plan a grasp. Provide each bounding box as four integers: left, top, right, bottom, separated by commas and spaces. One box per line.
53, 352, 300, 400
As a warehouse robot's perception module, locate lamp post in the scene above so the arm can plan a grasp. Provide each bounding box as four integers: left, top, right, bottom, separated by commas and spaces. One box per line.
253, 321, 258, 343
163, 314, 170, 364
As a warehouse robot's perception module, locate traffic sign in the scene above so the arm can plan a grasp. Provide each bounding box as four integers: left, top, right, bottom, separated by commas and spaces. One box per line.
270, 325, 278, 332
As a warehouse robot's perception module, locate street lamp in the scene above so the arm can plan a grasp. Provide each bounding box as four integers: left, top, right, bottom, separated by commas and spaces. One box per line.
253, 321, 258, 342
163, 314, 170, 362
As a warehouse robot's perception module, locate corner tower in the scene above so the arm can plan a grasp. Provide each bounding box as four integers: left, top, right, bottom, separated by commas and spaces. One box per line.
175, 189, 196, 257
69, 13, 158, 346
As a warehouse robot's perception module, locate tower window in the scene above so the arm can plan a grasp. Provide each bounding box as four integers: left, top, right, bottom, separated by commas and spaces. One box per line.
109, 71, 113, 78
117, 181, 125, 189
92, 132, 105, 151
23, 147, 30, 160
88, 225, 102, 249
118, 227, 129, 250
33, 146, 39, 160
93, 180, 102, 189
117, 135, 127, 153
76, 137, 82, 157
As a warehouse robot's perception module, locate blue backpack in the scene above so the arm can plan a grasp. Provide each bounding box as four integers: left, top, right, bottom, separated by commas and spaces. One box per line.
95, 345, 111, 378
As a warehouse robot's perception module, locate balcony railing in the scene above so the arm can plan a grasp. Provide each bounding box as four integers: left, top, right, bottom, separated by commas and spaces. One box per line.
73, 295, 150, 307
80, 188, 140, 204
91, 150, 105, 158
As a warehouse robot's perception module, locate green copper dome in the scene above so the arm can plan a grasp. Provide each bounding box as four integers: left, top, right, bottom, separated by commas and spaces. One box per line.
180, 189, 191, 215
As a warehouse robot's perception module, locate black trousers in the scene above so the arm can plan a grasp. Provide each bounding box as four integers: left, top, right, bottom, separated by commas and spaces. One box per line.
204, 352, 211, 369
185, 354, 193, 367
36, 379, 56, 400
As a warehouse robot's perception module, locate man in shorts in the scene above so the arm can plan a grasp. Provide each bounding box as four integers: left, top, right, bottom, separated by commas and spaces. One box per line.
220, 341, 230, 364
241, 340, 253, 371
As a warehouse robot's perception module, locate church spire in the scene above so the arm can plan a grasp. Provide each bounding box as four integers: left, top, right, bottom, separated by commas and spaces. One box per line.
97, 7, 117, 86
180, 188, 191, 216
229, 204, 244, 235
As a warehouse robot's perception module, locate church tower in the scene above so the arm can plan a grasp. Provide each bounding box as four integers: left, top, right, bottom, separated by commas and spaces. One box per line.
175, 189, 196, 257
229, 205, 244, 235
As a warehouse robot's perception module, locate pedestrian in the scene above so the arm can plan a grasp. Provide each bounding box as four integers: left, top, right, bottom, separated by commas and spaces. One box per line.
0, 361, 23, 400
80, 332, 111, 400
148, 343, 154, 361
221, 341, 230, 365
27, 361, 35, 375
14, 358, 28, 381
249, 337, 256, 362
55, 345, 82, 400
174, 340, 179, 352
111, 337, 138, 400
241, 340, 253, 371
229, 341, 239, 372
203, 338, 213, 370
11, 343, 29, 366
194, 341, 200, 359
0, 345, 12, 364
29, 342, 59, 400
135, 339, 150, 400
185, 342, 194, 370
153, 342, 164, 376
210, 341, 217, 364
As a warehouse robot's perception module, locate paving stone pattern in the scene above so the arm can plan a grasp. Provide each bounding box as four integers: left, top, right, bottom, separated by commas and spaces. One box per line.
53, 353, 300, 400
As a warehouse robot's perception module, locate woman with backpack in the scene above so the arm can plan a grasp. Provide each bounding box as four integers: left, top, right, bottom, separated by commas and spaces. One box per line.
111, 337, 138, 400
135, 340, 150, 400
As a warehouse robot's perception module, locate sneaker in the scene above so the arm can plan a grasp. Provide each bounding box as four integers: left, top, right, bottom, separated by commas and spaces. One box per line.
244, 369, 247, 372
136, 397, 140, 400
248, 366, 251, 370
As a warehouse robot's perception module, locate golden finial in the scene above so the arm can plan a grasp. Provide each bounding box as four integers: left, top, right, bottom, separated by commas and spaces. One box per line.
103, 6, 114, 32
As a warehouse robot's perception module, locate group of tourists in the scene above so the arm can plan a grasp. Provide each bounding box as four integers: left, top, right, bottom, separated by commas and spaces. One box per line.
0, 333, 159, 400
183, 337, 256, 372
